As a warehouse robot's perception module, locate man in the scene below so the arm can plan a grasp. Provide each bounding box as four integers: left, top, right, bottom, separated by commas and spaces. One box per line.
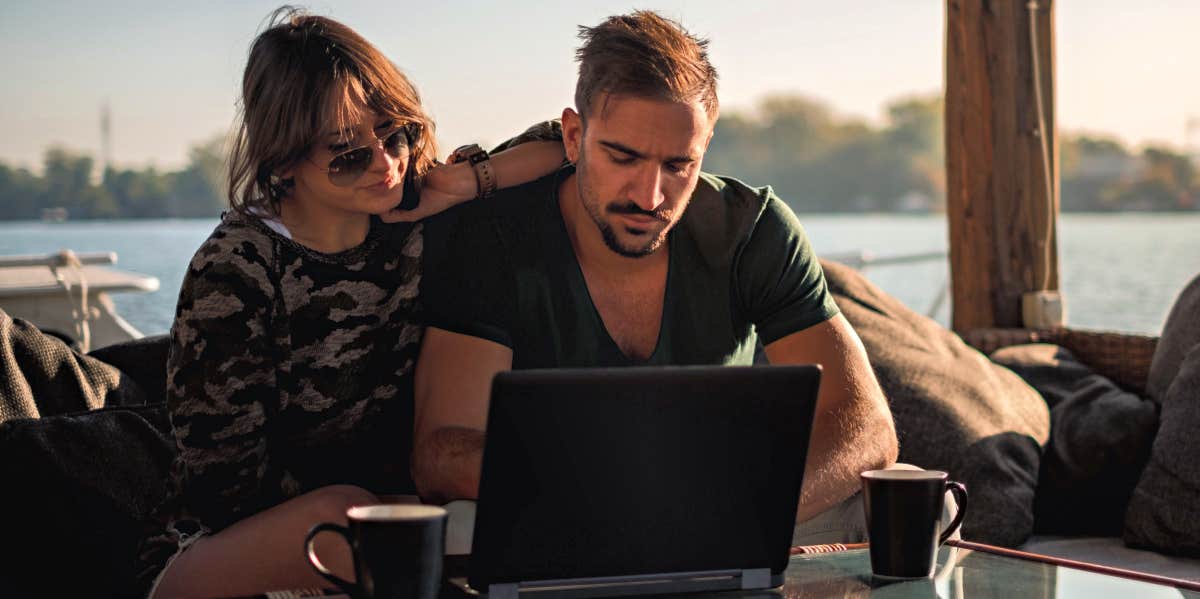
415, 11, 897, 531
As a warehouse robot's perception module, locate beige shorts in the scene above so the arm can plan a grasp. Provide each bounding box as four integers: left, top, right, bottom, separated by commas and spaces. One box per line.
145, 530, 207, 599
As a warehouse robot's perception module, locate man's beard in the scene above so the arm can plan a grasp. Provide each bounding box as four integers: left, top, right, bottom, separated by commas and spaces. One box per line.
575, 154, 677, 258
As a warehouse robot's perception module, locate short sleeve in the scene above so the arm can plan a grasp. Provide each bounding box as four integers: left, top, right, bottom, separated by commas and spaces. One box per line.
489, 120, 563, 154
420, 207, 516, 348
734, 193, 840, 345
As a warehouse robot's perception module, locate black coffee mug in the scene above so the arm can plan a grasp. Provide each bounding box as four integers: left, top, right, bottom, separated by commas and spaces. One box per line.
305, 504, 447, 599
861, 469, 967, 579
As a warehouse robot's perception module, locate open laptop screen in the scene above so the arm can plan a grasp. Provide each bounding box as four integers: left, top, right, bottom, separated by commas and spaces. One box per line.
468, 365, 821, 591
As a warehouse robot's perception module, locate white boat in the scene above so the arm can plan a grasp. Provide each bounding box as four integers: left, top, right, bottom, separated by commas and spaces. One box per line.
0, 250, 159, 352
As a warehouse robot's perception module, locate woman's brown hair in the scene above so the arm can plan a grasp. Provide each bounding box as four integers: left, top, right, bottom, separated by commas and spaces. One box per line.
228, 6, 437, 216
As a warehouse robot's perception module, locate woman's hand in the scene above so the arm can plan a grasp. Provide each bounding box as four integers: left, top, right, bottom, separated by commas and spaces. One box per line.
380, 160, 477, 223
379, 139, 565, 223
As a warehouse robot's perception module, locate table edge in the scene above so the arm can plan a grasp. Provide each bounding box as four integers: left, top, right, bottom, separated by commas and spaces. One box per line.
946, 539, 1200, 592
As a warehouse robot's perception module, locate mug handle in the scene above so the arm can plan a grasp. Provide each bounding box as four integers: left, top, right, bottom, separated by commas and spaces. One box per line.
305, 523, 359, 596
938, 481, 968, 544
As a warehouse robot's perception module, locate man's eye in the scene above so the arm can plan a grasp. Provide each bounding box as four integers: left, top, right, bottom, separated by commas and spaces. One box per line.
608, 153, 635, 165
665, 163, 685, 175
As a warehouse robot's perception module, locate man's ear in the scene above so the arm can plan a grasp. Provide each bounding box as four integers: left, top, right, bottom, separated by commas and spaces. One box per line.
562, 107, 584, 164
702, 110, 719, 152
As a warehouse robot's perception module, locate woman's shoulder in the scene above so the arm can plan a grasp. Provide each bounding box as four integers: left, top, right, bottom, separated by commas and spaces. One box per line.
200, 211, 278, 250
181, 211, 281, 297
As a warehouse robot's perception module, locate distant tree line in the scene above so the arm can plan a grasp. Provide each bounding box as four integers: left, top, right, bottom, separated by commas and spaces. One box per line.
0, 135, 226, 220
703, 93, 1200, 213
0, 94, 1196, 220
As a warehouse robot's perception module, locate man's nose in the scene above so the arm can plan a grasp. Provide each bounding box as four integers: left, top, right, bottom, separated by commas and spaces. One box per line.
630, 165, 665, 212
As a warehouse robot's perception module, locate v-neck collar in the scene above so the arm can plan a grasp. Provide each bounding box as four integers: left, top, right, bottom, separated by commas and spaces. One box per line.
549, 166, 673, 365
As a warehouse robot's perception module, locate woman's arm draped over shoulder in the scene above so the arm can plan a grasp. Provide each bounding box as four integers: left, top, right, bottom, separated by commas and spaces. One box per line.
381, 121, 564, 223
166, 227, 281, 533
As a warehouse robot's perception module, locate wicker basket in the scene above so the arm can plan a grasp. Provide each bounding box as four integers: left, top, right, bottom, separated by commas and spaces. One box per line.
960, 327, 1159, 395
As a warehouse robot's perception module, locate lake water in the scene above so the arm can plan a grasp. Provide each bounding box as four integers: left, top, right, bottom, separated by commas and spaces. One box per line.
1, 214, 1197, 337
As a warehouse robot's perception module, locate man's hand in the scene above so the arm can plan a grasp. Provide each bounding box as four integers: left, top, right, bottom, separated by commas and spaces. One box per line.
412, 327, 513, 503
764, 313, 898, 521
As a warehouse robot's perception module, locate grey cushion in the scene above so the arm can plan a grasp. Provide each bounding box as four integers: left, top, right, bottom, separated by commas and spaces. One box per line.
1148, 275, 1200, 403
820, 260, 1049, 547
1125, 341, 1200, 556
991, 344, 1157, 536
1124, 275, 1200, 556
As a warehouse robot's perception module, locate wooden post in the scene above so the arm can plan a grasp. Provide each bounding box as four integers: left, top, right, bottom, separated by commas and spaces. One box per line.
944, 0, 1060, 331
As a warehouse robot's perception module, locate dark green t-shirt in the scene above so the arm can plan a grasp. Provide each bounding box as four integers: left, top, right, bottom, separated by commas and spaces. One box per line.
421, 166, 839, 369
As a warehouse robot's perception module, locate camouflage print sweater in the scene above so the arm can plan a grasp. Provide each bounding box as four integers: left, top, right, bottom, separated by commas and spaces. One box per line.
139, 211, 424, 582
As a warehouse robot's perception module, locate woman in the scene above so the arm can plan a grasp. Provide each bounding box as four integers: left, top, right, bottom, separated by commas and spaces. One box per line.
139, 8, 562, 597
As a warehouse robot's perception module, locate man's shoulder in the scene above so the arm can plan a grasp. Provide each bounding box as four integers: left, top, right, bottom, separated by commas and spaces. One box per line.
681, 172, 795, 261
438, 170, 555, 227
423, 170, 559, 260
696, 171, 774, 205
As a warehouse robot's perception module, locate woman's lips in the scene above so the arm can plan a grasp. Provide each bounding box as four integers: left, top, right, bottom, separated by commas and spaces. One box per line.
365, 176, 398, 192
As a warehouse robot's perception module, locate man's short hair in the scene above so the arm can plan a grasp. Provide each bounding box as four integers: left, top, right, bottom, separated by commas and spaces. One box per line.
574, 11, 719, 121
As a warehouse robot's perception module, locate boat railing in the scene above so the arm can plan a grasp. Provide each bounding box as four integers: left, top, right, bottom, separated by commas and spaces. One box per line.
824, 249, 950, 318
0, 250, 121, 352
822, 249, 947, 270
0, 250, 157, 351
0, 251, 118, 269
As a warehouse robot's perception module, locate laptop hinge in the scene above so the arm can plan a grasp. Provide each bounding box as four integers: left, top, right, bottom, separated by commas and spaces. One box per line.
488, 583, 519, 599
740, 568, 771, 589
482, 568, 776, 597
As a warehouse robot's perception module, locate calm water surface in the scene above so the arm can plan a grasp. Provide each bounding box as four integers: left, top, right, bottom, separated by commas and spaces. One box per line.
1, 213, 1196, 337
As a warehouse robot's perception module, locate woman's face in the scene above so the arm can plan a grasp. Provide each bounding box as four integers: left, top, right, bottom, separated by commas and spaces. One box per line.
286, 105, 411, 218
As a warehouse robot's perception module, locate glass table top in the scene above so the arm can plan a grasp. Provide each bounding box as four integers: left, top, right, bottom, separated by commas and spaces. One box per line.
781, 546, 1200, 599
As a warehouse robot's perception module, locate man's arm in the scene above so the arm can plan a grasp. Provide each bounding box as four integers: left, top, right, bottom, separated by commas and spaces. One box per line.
412, 327, 513, 504
763, 313, 898, 521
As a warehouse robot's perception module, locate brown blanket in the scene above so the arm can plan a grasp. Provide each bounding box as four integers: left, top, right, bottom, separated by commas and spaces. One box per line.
0, 309, 144, 422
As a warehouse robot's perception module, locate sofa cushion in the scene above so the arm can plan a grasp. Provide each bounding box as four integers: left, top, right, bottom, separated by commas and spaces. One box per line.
0, 404, 174, 598
821, 260, 1049, 547
991, 343, 1157, 536
87, 334, 169, 406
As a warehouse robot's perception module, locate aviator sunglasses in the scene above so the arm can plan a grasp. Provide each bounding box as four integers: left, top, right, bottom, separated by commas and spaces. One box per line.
318, 122, 419, 187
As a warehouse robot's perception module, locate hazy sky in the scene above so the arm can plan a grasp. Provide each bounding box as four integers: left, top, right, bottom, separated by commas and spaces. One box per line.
2, 1, 1198, 171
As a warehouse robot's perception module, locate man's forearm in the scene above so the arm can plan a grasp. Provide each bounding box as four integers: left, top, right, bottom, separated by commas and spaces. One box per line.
412, 426, 486, 504
796, 397, 898, 521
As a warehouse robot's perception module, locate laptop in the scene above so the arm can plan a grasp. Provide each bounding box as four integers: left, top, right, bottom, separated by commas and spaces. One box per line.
457, 364, 822, 598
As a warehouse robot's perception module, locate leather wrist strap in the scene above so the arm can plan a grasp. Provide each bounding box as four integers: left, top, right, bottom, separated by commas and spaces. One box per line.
453, 144, 497, 200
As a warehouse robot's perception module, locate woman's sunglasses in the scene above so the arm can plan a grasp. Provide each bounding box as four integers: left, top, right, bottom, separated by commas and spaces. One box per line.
320, 122, 419, 187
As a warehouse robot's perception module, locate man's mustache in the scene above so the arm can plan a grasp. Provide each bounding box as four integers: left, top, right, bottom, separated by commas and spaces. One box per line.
606, 201, 670, 222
